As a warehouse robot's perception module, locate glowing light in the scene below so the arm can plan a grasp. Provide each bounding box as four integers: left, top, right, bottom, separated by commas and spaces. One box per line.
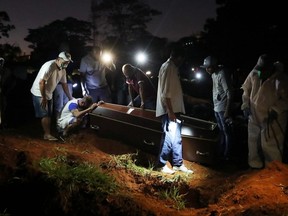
135, 52, 147, 64
101, 52, 113, 63
195, 72, 202, 79
146, 71, 151, 76
72, 83, 78, 88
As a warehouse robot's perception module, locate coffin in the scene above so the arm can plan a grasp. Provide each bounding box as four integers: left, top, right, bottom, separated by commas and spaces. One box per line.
89, 103, 219, 165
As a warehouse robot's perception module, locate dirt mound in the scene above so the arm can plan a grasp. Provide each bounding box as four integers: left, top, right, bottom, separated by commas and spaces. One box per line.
0, 125, 288, 216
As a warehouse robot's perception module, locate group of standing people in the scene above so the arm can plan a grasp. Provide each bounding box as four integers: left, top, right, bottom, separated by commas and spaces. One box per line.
30, 46, 115, 141
28, 44, 288, 174
155, 50, 288, 174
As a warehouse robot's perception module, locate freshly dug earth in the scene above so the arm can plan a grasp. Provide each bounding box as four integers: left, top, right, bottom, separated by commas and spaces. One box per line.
0, 121, 288, 216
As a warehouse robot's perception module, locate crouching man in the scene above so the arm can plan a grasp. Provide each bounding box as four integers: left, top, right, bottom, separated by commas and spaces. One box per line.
57, 95, 103, 138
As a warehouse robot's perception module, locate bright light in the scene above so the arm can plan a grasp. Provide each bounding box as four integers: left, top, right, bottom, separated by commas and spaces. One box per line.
146, 70, 151, 76
191, 67, 195, 71
135, 52, 147, 64
101, 52, 113, 63
72, 83, 78, 88
195, 72, 202, 80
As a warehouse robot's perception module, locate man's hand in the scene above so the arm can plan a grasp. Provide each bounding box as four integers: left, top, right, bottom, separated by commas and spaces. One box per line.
243, 108, 251, 119
40, 98, 47, 110
97, 100, 105, 106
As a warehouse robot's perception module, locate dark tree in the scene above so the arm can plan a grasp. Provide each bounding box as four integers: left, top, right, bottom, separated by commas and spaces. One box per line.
0, 11, 15, 39
24, 17, 92, 66
91, 0, 161, 45
202, 0, 288, 71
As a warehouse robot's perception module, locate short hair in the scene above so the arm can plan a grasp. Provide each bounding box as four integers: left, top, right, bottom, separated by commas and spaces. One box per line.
83, 95, 93, 108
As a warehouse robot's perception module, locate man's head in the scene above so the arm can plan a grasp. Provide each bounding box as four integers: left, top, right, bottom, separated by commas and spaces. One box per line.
58, 52, 73, 69
201, 56, 218, 75
122, 64, 136, 79
254, 54, 275, 79
170, 46, 185, 67
91, 46, 102, 60
79, 95, 93, 109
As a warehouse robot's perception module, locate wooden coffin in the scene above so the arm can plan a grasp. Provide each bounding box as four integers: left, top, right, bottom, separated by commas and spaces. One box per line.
89, 103, 219, 165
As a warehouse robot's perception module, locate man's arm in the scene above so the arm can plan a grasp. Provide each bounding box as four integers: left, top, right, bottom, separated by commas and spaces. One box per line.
71, 103, 98, 118
138, 81, 145, 108
164, 97, 176, 121
127, 85, 134, 106
61, 82, 73, 100
39, 79, 47, 109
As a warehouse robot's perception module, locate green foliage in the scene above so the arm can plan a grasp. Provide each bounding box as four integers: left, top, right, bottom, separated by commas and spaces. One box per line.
109, 152, 154, 176
159, 186, 187, 210
39, 156, 118, 194
0, 11, 15, 39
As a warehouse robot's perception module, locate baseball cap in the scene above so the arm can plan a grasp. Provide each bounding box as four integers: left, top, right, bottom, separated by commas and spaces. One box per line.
58, 51, 73, 62
200, 56, 218, 68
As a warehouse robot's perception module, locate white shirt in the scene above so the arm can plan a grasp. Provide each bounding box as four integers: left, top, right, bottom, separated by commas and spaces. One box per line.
30, 60, 67, 100
57, 98, 78, 129
156, 58, 185, 117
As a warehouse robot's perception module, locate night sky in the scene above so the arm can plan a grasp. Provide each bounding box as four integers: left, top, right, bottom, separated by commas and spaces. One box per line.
1, 0, 217, 54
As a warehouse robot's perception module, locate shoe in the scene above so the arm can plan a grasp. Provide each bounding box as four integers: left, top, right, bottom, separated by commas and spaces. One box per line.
159, 165, 175, 174
173, 165, 194, 174
43, 134, 58, 141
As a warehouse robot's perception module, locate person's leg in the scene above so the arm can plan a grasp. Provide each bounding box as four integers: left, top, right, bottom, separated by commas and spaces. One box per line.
87, 88, 98, 103
262, 116, 287, 164
248, 120, 263, 168
157, 115, 172, 167
99, 86, 112, 103
216, 111, 232, 159
42, 116, 51, 137
171, 120, 183, 167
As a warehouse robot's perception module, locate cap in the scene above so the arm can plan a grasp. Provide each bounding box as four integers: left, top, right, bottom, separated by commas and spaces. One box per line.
200, 56, 218, 68
58, 51, 73, 62
254, 54, 273, 71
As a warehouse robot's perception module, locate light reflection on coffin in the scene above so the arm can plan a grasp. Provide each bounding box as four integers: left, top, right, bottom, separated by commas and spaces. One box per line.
89, 103, 219, 165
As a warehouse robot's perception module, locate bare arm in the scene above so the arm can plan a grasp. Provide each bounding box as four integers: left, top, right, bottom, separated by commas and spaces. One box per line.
164, 97, 176, 121
61, 82, 73, 100
71, 103, 98, 118
39, 79, 47, 109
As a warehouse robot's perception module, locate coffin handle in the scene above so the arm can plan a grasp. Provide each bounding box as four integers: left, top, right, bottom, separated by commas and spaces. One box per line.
90, 125, 100, 130
143, 140, 155, 146
196, 150, 209, 156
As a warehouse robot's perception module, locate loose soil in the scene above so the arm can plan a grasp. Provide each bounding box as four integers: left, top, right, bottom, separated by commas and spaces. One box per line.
0, 120, 288, 216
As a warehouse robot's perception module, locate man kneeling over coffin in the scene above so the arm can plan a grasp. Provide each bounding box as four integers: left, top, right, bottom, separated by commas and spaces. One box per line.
57, 95, 103, 139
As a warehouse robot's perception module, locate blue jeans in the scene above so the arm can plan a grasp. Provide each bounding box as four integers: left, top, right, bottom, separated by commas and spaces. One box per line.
158, 114, 183, 167
88, 86, 112, 103
214, 111, 232, 158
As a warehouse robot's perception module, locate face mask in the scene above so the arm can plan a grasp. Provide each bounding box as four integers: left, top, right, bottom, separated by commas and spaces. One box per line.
60, 61, 69, 69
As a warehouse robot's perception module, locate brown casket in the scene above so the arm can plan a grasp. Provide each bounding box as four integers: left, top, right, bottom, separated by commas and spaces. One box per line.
89, 103, 219, 165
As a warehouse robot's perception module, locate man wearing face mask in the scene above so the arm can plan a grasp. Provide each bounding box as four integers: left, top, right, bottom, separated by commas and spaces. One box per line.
30, 51, 74, 141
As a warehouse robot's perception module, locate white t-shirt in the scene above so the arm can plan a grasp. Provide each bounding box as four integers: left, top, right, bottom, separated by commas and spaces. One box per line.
156, 58, 185, 117
57, 98, 78, 129
30, 60, 67, 100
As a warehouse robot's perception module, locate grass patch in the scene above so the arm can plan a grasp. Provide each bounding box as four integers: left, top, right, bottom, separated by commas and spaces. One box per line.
109, 152, 155, 176
39, 155, 118, 194
159, 186, 187, 210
